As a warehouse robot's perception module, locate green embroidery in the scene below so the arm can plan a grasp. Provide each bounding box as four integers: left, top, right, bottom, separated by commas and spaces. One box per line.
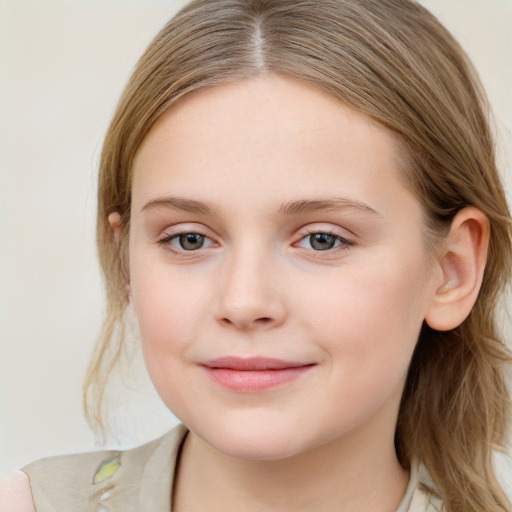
93, 457, 120, 484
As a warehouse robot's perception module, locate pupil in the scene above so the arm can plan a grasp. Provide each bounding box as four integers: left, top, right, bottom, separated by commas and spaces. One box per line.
311, 233, 335, 251
180, 233, 204, 250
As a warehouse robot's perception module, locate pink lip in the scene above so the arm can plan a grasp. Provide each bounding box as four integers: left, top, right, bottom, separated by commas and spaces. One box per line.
200, 357, 316, 392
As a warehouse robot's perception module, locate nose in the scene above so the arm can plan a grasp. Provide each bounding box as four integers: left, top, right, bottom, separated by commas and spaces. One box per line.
213, 248, 287, 331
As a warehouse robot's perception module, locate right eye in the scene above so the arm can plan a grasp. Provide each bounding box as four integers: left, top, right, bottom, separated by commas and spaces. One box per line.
158, 232, 215, 252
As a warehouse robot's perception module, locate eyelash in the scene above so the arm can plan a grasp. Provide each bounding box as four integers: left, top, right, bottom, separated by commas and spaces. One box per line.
156, 229, 354, 256
157, 230, 213, 255
296, 229, 354, 254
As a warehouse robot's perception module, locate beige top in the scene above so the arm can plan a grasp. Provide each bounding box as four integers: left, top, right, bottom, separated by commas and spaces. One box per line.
23, 424, 442, 512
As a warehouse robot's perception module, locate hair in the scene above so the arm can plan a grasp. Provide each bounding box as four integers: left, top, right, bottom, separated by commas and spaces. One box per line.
84, 1, 512, 510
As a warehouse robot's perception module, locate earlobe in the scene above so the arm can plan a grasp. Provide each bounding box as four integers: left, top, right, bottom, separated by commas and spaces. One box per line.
108, 212, 122, 244
425, 207, 489, 331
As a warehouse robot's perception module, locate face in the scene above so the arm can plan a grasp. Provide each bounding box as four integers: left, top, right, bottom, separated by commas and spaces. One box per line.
127, 76, 439, 461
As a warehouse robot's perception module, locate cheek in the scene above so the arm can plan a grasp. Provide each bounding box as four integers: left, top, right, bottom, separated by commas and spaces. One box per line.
300, 262, 429, 433
130, 267, 207, 409
294, 250, 431, 378
129, 258, 206, 363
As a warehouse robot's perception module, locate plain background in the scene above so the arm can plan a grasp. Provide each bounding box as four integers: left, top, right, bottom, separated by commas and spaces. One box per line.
1, 0, 511, 486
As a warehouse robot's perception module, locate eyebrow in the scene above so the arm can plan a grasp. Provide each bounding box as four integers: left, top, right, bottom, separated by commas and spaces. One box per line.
278, 198, 381, 217
141, 195, 380, 217
141, 197, 218, 215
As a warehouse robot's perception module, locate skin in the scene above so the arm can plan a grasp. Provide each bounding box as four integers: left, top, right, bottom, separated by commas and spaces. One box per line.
0, 472, 35, 511
113, 75, 487, 511
0, 76, 488, 511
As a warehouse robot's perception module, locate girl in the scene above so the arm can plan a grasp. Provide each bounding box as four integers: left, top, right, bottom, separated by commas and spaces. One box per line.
3, 0, 511, 510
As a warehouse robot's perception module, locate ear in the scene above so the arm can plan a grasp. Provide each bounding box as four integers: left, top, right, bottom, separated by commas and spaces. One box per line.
108, 212, 132, 303
425, 207, 489, 331
108, 212, 122, 244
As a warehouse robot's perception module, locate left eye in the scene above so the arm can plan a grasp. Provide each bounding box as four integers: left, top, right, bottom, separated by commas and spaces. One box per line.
161, 232, 215, 251
297, 232, 351, 251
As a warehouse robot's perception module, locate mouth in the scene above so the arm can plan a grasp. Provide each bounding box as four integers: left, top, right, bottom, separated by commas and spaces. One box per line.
199, 356, 316, 392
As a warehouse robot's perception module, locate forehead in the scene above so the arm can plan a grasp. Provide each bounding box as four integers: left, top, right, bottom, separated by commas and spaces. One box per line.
131, 75, 417, 220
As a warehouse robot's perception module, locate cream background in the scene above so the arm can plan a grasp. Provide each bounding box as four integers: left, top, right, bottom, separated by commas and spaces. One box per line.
0, 0, 511, 487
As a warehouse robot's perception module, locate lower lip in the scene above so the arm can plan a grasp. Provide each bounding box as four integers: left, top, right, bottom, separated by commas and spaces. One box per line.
202, 366, 314, 392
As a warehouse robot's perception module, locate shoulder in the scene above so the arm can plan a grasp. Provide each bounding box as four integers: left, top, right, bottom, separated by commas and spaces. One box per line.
22, 424, 186, 481
0, 471, 36, 512
22, 423, 188, 511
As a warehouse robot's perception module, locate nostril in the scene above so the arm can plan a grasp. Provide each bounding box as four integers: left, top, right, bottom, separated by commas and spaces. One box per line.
256, 317, 272, 323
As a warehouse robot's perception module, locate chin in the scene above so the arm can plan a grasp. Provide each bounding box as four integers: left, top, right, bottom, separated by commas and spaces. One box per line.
210, 433, 304, 461
190, 415, 316, 461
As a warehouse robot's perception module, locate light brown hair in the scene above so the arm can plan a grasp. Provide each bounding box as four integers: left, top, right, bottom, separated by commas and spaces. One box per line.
85, 1, 512, 510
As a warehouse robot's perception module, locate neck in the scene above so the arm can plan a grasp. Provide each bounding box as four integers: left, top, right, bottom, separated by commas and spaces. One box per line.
172, 423, 409, 512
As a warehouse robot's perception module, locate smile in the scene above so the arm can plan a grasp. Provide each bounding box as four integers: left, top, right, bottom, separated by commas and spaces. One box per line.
200, 357, 316, 392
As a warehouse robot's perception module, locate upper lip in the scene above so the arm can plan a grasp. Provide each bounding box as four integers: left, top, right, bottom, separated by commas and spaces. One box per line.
200, 356, 314, 371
